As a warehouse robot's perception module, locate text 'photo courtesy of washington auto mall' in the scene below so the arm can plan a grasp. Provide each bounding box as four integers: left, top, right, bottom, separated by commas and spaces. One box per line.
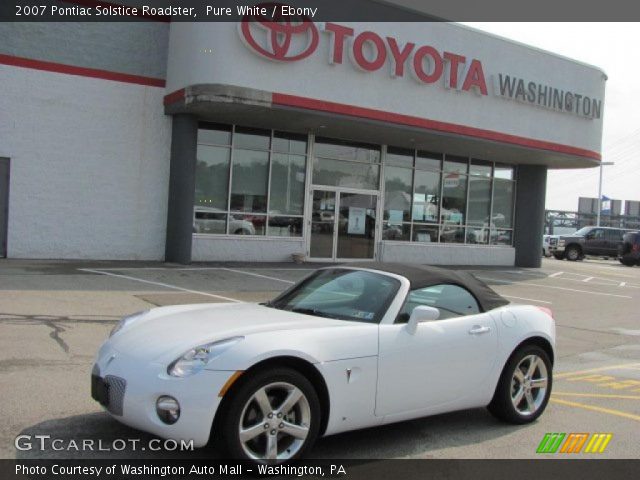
1, 1, 640, 479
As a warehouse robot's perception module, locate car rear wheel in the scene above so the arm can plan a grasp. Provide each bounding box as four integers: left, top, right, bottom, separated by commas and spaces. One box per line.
565, 245, 581, 261
220, 368, 321, 462
488, 345, 552, 424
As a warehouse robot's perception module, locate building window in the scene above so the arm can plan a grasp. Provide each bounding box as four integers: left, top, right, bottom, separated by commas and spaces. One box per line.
313, 138, 380, 190
194, 124, 307, 237
382, 147, 412, 241
491, 164, 515, 245
382, 150, 516, 246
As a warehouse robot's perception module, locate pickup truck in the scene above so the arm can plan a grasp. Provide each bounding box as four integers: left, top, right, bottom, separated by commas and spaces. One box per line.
551, 226, 632, 261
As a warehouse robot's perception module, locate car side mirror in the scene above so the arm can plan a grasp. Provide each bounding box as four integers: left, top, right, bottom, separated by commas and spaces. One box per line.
406, 306, 440, 334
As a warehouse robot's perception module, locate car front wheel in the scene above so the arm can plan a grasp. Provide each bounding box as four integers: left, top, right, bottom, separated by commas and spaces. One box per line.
220, 367, 321, 462
565, 245, 581, 261
488, 345, 552, 424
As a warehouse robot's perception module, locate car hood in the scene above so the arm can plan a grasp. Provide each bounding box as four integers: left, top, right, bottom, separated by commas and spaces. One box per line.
106, 303, 355, 361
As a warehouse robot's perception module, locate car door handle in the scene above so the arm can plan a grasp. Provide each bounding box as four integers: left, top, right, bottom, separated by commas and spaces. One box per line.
468, 325, 491, 335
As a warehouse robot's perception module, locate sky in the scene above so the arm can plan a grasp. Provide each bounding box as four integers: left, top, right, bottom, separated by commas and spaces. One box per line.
463, 23, 640, 212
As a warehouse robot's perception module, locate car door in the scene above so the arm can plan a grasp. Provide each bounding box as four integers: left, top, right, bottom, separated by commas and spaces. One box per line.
605, 229, 623, 256
585, 228, 606, 255
375, 284, 498, 417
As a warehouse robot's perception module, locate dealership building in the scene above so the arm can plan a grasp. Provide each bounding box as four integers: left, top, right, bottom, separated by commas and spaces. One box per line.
0, 5, 606, 267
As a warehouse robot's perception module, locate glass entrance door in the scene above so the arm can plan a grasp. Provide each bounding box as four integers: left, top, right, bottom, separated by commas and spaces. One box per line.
309, 190, 377, 260
310, 190, 336, 258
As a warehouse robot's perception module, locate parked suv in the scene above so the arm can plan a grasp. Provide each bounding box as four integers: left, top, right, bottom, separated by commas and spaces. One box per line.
618, 231, 640, 266
551, 226, 632, 261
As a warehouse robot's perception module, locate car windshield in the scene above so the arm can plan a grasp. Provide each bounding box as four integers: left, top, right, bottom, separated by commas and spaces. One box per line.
267, 269, 401, 324
573, 227, 593, 236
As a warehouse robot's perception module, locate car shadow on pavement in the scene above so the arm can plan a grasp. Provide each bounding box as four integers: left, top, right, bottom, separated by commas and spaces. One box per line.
15, 408, 527, 460
311, 408, 527, 458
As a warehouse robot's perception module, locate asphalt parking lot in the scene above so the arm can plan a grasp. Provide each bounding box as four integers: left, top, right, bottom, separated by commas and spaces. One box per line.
1, 258, 639, 459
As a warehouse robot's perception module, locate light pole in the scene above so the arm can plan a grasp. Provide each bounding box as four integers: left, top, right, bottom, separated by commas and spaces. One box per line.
596, 161, 615, 227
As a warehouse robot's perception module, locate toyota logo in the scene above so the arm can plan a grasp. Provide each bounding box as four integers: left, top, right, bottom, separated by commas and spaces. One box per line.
240, 3, 319, 62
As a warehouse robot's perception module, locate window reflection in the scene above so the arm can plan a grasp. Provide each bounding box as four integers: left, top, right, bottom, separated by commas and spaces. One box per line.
312, 157, 379, 190
382, 146, 515, 246
384, 166, 412, 224
269, 153, 306, 216
412, 170, 440, 222
467, 176, 491, 227
315, 138, 380, 163
492, 179, 514, 228
229, 214, 265, 236
267, 216, 303, 237
230, 150, 269, 213
441, 173, 467, 225
195, 145, 230, 211
412, 224, 439, 243
194, 125, 307, 237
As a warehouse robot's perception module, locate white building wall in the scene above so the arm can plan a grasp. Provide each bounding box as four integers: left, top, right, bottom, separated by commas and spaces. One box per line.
0, 65, 172, 259
192, 236, 305, 262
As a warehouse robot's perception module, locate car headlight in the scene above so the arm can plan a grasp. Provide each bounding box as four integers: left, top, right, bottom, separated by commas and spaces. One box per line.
558, 240, 565, 246
168, 337, 244, 378
110, 310, 148, 338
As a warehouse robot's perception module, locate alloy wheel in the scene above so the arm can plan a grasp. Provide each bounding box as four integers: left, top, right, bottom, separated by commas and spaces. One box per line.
238, 382, 311, 461
510, 354, 548, 416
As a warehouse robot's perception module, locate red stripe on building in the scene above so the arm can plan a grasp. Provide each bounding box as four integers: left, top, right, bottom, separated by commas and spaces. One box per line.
60, 0, 171, 22
163, 88, 185, 105
0, 54, 166, 88
272, 92, 601, 161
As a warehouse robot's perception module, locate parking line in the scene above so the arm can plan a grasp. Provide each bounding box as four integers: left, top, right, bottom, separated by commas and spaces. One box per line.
501, 295, 552, 305
78, 268, 243, 303
553, 392, 640, 400
582, 277, 594, 282
549, 271, 564, 278
221, 268, 296, 284
476, 276, 633, 299
555, 362, 640, 379
620, 282, 626, 287
551, 398, 640, 422
560, 264, 637, 279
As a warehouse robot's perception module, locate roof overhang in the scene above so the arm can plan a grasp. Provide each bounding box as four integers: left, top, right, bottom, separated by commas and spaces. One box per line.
165, 84, 601, 169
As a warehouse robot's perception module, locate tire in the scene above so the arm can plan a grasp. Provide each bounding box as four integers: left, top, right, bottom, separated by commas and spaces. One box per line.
620, 258, 636, 267
218, 367, 321, 462
234, 228, 251, 235
565, 245, 581, 261
553, 253, 564, 260
488, 345, 552, 424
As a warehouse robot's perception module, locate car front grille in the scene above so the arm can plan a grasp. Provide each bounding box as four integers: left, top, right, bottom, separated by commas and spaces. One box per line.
104, 375, 127, 416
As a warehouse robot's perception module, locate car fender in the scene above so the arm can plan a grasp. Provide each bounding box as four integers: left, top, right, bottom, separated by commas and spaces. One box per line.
486, 305, 555, 399
205, 324, 379, 371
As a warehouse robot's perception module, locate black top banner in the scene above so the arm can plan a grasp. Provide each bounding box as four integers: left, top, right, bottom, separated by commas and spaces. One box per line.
4, 0, 640, 21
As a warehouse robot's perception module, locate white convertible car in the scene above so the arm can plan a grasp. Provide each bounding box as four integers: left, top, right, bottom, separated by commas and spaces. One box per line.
92, 263, 555, 462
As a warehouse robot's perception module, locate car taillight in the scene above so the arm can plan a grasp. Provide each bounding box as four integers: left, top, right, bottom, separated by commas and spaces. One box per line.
536, 306, 554, 319
633, 244, 640, 252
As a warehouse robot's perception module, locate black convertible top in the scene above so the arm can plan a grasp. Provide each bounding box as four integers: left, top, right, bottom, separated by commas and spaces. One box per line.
340, 262, 509, 312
